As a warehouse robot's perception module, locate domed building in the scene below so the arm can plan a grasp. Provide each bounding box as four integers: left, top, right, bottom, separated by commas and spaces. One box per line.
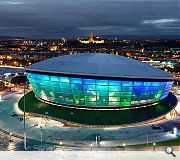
26, 53, 174, 110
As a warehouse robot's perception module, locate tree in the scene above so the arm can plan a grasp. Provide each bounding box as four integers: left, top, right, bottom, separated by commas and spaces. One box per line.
0, 81, 5, 90
173, 64, 180, 72
10, 76, 28, 86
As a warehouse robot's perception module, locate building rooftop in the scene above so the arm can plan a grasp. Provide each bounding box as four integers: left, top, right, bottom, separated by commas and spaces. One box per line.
26, 53, 173, 80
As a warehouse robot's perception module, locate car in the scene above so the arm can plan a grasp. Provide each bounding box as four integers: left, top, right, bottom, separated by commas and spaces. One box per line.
152, 124, 163, 130
176, 122, 180, 127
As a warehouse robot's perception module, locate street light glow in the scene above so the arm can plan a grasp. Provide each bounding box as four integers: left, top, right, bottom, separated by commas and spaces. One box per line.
173, 127, 177, 136
175, 101, 180, 113
8, 142, 15, 151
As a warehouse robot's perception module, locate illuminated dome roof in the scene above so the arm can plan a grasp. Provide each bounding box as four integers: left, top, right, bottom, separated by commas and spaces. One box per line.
26, 53, 173, 80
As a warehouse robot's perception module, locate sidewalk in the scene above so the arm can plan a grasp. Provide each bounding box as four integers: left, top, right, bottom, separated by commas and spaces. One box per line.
0, 92, 179, 150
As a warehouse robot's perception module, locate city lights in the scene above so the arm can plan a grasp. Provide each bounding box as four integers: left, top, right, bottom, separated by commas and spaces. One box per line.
0, 0, 179, 155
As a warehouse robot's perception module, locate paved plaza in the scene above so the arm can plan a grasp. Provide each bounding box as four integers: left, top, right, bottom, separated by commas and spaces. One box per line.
0, 91, 179, 150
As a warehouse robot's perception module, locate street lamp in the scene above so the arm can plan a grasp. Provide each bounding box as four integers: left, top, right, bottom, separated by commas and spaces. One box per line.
146, 132, 149, 147
9, 132, 12, 142
40, 125, 43, 150
90, 144, 93, 151
123, 143, 126, 150
173, 127, 177, 136
60, 141, 63, 150
23, 83, 27, 150
153, 142, 156, 151
38, 119, 43, 151
98, 136, 100, 144
95, 135, 98, 150
95, 135, 101, 150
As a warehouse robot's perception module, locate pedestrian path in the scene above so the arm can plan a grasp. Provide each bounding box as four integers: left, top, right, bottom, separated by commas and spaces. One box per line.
0, 92, 179, 149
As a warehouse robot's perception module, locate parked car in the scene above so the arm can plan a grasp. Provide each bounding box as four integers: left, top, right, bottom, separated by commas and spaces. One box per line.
152, 124, 163, 130
176, 122, 180, 127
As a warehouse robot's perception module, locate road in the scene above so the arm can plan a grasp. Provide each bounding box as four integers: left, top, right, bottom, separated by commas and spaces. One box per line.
0, 91, 179, 151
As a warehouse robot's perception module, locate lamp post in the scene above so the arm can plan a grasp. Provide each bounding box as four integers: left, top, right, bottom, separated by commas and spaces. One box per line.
173, 127, 177, 136
123, 143, 126, 151
95, 135, 98, 151
146, 133, 149, 147
153, 142, 156, 151
38, 119, 43, 151
40, 125, 43, 150
23, 83, 27, 150
90, 144, 93, 151
98, 136, 100, 145
9, 132, 12, 142
95, 135, 101, 151
60, 141, 63, 150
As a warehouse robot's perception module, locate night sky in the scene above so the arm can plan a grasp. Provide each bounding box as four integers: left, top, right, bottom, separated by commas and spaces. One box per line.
0, 0, 179, 39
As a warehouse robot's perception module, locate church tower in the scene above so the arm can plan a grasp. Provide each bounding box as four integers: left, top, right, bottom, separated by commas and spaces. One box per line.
89, 32, 94, 43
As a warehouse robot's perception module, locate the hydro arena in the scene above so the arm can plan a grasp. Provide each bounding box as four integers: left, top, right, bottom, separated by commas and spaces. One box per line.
19, 53, 178, 127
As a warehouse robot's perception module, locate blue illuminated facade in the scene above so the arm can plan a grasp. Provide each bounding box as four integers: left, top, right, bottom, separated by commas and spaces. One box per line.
26, 72, 173, 108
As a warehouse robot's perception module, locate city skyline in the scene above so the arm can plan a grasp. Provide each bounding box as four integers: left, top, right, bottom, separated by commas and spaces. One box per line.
0, 0, 180, 155
0, 0, 179, 39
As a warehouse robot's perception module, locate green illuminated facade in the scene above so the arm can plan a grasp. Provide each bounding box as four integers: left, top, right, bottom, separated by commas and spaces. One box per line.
26, 73, 173, 108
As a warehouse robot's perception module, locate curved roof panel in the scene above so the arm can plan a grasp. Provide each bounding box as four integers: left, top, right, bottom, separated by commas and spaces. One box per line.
26, 53, 173, 80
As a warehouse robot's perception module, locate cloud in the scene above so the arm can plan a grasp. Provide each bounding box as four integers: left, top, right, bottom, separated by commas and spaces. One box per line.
78, 26, 137, 32
98, 0, 172, 1
0, 0, 179, 38
0, 1, 24, 5
79, 26, 118, 31
142, 18, 178, 24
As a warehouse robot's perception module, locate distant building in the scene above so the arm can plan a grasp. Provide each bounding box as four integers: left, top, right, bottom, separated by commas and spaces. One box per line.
49, 45, 58, 51
79, 32, 104, 44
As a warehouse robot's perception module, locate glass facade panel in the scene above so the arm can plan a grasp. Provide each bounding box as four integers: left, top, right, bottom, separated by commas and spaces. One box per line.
96, 80, 109, 86
82, 79, 95, 85
70, 78, 82, 84
27, 73, 173, 108
109, 86, 121, 91
109, 80, 121, 86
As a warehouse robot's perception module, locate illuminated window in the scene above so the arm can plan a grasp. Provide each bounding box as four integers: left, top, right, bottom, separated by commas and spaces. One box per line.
27, 73, 173, 108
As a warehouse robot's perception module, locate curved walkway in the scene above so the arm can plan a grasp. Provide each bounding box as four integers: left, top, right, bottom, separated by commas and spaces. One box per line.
0, 92, 179, 150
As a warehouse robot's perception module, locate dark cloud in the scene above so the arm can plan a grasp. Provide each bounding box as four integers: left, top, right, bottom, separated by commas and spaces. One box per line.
0, 0, 179, 38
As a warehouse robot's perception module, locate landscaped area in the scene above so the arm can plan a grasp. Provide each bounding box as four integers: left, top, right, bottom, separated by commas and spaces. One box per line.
18, 91, 177, 126
128, 137, 180, 148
